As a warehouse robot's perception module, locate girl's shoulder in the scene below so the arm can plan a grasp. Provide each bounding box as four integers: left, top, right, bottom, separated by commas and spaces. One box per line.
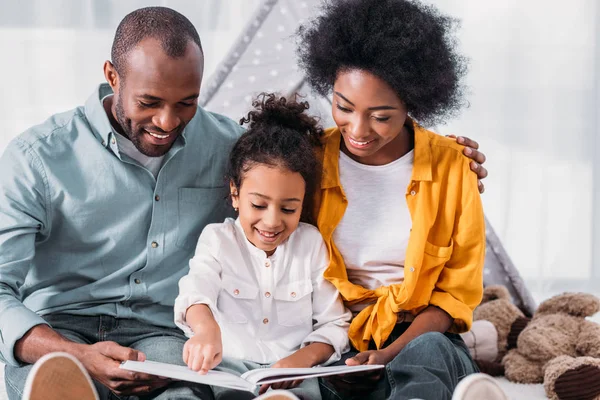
198, 218, 238, 244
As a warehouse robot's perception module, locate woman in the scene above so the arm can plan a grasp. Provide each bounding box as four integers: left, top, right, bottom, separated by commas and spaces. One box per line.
297, 0, 489, 399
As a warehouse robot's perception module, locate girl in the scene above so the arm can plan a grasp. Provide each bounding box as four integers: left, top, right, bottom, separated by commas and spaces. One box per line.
295, 0, 498, 399
174, 93, 351, 400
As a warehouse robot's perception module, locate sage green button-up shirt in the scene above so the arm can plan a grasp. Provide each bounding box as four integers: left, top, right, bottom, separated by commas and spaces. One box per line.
0, 83, 242, 365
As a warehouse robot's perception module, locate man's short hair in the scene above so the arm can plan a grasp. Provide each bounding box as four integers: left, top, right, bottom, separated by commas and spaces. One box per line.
111, 6, 203, 77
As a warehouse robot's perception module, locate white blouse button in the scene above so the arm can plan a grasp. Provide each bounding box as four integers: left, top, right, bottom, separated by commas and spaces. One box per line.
290, 292, 297, 298
233, 289, 240, 295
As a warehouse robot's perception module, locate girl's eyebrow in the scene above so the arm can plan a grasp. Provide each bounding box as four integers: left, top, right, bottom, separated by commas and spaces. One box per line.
249, 192, 302, 202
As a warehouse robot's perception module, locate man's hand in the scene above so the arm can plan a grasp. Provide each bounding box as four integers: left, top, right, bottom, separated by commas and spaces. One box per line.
448, 135, 488, 193
15, 324, 170, 397
80, 341, 171, 396
182, 323, 222, 375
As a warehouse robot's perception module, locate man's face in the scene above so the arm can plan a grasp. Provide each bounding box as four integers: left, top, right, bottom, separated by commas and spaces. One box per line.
106, 38, 203, 157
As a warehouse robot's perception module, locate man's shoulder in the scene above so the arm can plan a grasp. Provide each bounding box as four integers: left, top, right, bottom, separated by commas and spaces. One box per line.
14, 106, 88, 150
191, 107, 244, 142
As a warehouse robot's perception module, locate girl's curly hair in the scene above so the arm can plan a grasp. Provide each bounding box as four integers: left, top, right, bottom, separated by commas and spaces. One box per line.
227, 93, 323, 223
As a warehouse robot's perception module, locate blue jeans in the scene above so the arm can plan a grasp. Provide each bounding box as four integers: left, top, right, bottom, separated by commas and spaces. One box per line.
320, 323, 478, 400
5, 314, 213, 400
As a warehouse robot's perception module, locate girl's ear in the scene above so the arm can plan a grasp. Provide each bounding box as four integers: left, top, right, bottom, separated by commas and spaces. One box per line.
229, 180, 240, 210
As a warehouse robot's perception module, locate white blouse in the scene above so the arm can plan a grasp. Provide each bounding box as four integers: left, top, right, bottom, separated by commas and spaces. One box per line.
174, 218, 351, 365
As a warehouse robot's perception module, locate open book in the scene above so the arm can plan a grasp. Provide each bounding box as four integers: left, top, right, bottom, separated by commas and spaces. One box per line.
121, 360, 384, 392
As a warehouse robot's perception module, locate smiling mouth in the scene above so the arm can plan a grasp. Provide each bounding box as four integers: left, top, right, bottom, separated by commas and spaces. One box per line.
145, 130, 171, 140
256, 228, 282, 241
348, 137, 375, 148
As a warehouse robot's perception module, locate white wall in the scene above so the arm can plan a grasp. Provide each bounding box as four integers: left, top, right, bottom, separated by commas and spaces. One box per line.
0, 0, 260, 150
429, 0, 599, 305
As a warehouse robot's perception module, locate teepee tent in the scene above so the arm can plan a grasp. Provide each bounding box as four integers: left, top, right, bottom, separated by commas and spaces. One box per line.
199, 0, 536, 316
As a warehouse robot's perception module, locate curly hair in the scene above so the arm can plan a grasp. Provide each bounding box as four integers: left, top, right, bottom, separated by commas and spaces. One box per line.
227, 93, 323, 223
296, 0, 468, 126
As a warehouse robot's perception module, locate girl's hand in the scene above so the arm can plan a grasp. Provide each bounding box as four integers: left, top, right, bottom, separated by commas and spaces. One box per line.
182, 323, 222, 375
258, 352, 313, 394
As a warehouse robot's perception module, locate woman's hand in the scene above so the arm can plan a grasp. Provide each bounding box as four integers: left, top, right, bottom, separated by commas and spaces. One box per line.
182, 323, 222, 375
448, 135, 488, 193
345, 349, 395, 366
322, 350, 391, 397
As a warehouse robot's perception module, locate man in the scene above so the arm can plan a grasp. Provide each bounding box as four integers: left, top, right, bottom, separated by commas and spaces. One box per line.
0, 7, 239, 399
0, 6, 488, 400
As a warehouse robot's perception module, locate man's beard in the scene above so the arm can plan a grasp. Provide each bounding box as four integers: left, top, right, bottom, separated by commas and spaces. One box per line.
114, 96, 183, 157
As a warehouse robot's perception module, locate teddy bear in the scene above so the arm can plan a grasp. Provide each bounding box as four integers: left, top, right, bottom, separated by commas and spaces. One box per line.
471, 285, 600, 400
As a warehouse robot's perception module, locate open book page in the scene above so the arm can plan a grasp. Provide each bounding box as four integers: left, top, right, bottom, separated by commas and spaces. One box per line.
241, 364, 384, 385
120, 360, 384, 390
120, 360, 254, 392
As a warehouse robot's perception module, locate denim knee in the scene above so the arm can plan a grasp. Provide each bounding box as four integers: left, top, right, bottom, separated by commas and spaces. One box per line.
405, 332, 450, 352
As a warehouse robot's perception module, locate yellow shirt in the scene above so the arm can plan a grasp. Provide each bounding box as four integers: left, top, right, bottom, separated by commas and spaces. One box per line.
314, 122, 485, 351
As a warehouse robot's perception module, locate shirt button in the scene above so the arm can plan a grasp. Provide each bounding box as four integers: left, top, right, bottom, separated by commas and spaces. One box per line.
265, 292, 271, 298
154, 195, 160, 201
410, 267, 415, 272
233, 289, 240, 296
265, 260, 271, 268
290, 292, 297, 298
151, 241, 159, 248
263, 318, 269, 324
111, 138, 116, 145
134, 278, 141, 284
410, 190, 417, 196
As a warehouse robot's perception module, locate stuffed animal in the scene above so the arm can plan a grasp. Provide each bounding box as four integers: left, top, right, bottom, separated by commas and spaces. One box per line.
472, 286, 600, 400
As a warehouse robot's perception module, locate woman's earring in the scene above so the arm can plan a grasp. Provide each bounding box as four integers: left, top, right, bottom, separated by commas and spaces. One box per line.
234, 207, 239, 212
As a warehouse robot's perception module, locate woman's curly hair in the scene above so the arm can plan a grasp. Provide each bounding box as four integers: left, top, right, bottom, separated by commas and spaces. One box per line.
296, 0, 468, 126
227, 93, 323, 223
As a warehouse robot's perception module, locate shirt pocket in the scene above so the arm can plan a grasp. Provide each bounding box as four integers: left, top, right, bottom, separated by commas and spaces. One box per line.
176, 187, 231, 250
423, 240, 453, 267
274, 280, 313, 327
217, 275, 259, 324
411, 240, 454, 305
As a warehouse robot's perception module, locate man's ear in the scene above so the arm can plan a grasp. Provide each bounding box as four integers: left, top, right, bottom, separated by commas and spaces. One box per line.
229, 180, 240, 210
103, 60, 120, 91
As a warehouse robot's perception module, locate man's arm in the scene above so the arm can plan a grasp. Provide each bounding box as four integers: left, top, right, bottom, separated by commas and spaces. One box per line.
450, 135, 488, 193
0, 139, 169, 396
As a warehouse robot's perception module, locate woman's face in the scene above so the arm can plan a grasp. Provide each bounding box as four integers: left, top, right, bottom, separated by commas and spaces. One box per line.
332, 69, 410, 166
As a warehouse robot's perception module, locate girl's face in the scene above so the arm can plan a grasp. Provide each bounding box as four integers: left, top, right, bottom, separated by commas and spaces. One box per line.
332, 69, 410, 166
230, 164, 305, 256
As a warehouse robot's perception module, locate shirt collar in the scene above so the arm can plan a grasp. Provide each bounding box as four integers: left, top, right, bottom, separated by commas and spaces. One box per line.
84, 83, 115, 147
234, 217, 283, 261
320, 119, 433, 190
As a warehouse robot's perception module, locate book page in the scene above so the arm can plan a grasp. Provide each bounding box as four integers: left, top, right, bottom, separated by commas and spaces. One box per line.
241, 364, 384, 385
120, 360, 253, 392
